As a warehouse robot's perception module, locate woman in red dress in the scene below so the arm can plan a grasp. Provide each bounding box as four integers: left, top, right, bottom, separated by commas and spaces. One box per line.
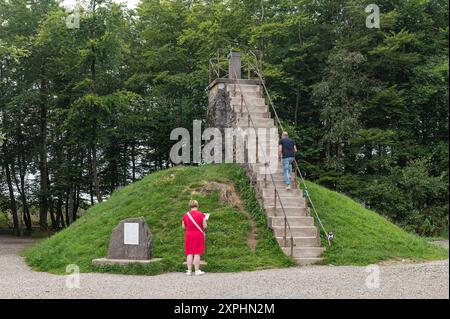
182, 200, 207, 276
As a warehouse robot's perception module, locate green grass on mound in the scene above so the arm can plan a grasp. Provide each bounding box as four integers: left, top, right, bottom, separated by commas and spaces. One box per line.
304, 182, 448, 265
23, 164, 447, 275
24, 164, 294, 275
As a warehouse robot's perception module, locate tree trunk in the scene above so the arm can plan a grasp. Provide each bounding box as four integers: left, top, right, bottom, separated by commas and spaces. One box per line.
67, 187, 75, 225
91, 144, 102, 203
131, 143, 136, 182
39, 68, 49, 231
295, 88, 300, 125
74, 185, 80, 221
56, 196, 65, 229
49, 200, 57, 230
65, 191, 70, 226
12, 161, 32, 231
3, 147, 20, 236
19, 151, 32, 230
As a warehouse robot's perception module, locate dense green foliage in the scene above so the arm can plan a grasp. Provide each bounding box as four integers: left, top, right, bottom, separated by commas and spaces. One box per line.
24, 164, 447, 274
1, 0, 448, 236
0, 211, 9, 228
24, 164, 294, 275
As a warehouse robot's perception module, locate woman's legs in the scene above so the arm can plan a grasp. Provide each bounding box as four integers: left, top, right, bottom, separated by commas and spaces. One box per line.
193, 254, 201, 271
186, 254, 193, 272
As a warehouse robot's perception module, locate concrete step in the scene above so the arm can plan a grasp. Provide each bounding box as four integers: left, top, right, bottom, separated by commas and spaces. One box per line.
237, 122, 276, 129
273, 226, 317, 237
236, 117, 274, 127
276, 236, 320, 247
256, 173, 285, 182
257, 179, 299, 189
258, 183, 302, 192
250, 162, 283, 172
246, 150, 279, 162
251, 166, 284, 176
229, 91, 262, 99
231, 96, 266, 106
265, 206, 308, 216
294, 257, 324, 266
245, 128, 280, 137
263, 197, 306, 207
232, 104, 269, 113
247, 140, 278, 148
246, 147, 279, 155
246, 140, 278, 148
227, 84, 261, 93
262, 188, 303, 198
235, 111, 270, 118
282, 247, 324, 258
270, 216, 314, 227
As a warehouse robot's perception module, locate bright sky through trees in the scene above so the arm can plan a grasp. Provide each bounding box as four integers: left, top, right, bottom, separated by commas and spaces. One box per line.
62, 0, 140, 9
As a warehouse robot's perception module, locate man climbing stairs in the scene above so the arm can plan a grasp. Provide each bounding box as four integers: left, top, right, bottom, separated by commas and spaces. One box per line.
227, 82, 324, 266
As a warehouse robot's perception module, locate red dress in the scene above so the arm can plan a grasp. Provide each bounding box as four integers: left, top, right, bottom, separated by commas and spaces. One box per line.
182, 210, 206, 255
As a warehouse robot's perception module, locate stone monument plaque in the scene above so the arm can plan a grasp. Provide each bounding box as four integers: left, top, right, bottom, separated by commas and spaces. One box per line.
92, 217, 163, 266
124, 223, 139, 245
107, 217, 152, 260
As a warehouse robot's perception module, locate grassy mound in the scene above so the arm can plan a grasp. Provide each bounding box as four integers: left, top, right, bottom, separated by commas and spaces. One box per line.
24, 164, 294, 275
23, 164, 447, 275
305, 182, 448, 265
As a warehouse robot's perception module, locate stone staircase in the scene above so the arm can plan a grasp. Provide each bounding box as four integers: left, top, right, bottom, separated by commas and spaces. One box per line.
228, 83, 324, 265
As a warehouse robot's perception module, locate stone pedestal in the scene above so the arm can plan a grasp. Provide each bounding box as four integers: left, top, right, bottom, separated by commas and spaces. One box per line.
92, 217, 160, 266
228, 51, 242, 80
107, 217, 152, 260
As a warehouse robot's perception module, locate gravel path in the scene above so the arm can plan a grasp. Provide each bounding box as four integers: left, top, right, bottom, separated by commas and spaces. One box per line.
0, 236, 448, 299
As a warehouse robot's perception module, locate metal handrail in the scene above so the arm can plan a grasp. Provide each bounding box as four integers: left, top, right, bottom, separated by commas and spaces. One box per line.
229, 64, 296, 256
208, 52, 262, 83
208, 58, 229, 82
247, 51, 332, 246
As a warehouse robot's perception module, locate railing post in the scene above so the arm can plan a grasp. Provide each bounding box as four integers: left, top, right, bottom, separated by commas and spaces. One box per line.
290, 237, 294, 256
240, 93, 243, 117
274, 189, 277, 209
216, 50, 220, 78
208, 62, 211, 83
256, 135, 259, 163
264, 163, 267, 188
284, 217, 287, 246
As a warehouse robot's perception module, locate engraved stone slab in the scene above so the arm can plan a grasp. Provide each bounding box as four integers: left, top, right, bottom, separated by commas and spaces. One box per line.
107, 217, 152, 260
124, 223, 139, 245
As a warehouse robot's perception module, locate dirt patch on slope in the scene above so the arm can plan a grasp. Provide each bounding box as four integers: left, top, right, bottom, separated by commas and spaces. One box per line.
192, 182, 256, 251
192, 182, 244, 209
